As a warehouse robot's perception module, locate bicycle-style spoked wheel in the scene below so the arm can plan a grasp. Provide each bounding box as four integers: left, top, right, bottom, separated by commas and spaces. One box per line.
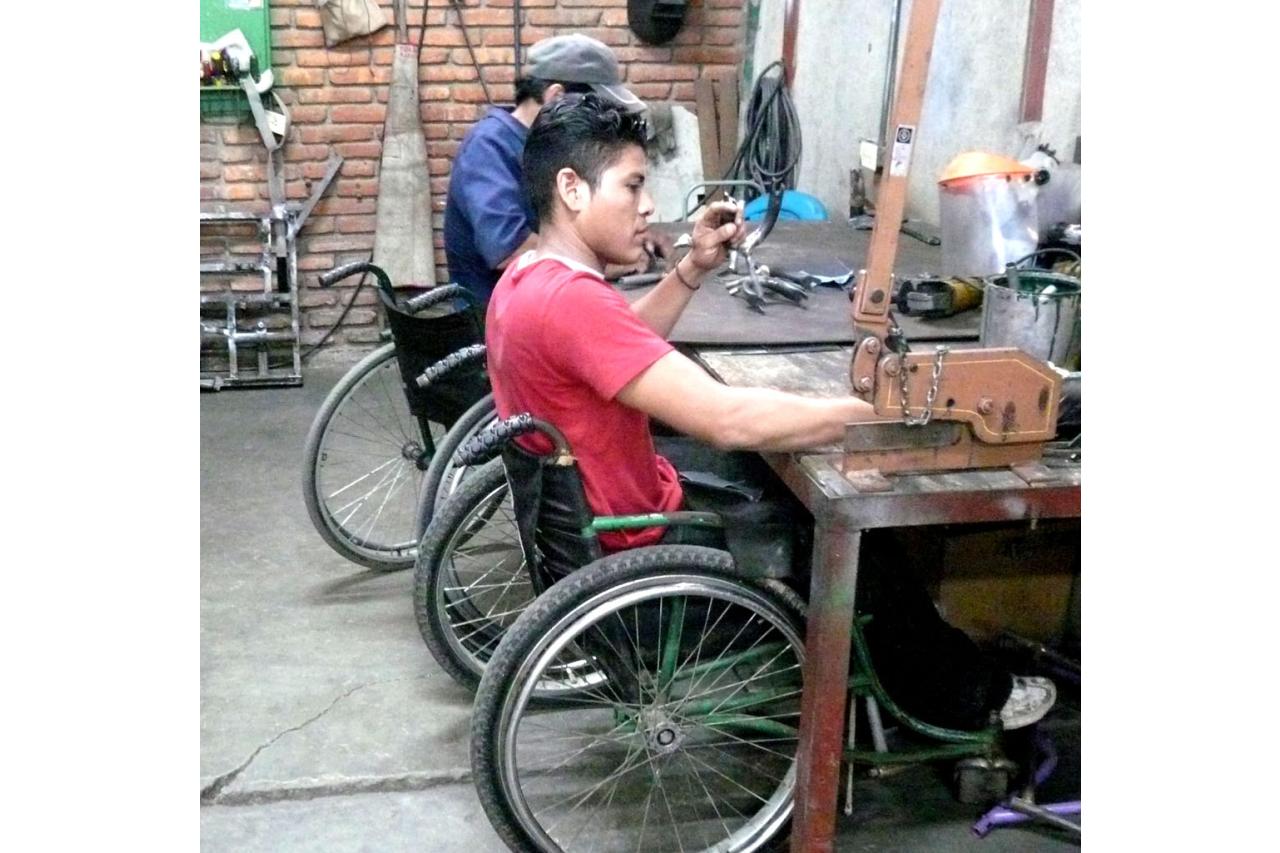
472, 548, 806, 853
303, 344, 441, 570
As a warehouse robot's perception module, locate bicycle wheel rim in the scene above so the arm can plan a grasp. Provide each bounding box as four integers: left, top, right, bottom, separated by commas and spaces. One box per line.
497, 575, 804, 853
314, 352, 438, 562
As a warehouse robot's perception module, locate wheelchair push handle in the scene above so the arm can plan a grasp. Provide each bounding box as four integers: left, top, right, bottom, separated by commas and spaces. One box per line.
415, 344, 487, 390
319, 260, 390, 291
456, 414, 571, 467
403, 284, 480, 315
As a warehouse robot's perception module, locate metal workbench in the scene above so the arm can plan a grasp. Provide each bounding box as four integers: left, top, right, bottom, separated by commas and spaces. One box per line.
692, 324, 1081, 852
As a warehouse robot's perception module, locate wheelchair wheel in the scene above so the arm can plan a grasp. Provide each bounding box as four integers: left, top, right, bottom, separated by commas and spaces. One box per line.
414, 459, 531, 691
414, 393, 499, 540
303, 344, 440, 571
472, 546, 806, 853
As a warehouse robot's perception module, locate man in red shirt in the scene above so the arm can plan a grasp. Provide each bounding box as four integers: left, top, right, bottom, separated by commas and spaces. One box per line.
485, 94, 1056, 731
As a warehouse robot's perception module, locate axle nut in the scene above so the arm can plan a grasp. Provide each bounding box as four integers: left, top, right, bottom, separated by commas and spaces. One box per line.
977, 397, 994, 415
856, 376, 874, 392
881, 357, 900, 376
865, 339, 880, 355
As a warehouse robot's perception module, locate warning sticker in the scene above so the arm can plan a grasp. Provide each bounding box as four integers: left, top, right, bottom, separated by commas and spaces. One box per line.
889, 125, 916, 177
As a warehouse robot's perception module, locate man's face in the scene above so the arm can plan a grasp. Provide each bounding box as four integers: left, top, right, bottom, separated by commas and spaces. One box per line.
575, 145, 655, 267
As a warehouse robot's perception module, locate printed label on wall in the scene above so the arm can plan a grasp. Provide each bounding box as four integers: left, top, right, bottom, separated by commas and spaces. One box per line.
227, 0, 263, 9
889, 125, 916, 177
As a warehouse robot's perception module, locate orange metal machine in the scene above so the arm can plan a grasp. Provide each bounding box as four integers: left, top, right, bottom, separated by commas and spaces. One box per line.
843, 0, 1063, 486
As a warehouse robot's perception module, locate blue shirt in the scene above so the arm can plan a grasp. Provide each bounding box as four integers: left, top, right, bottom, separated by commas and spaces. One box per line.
444, 107, 535, 303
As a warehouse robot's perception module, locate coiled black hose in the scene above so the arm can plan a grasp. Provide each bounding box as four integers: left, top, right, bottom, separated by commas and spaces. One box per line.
724, 60, 803, 201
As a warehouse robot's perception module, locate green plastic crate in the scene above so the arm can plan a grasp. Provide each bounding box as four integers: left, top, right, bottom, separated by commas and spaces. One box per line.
200, 0, 273, 117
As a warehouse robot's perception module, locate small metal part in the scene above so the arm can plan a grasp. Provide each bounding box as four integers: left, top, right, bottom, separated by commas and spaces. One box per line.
977, 397, 994, 415
856, 376, 873, 392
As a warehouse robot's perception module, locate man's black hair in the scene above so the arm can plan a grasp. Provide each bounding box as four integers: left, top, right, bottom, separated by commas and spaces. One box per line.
522, 93, 649, 226
513, 76, 593, 105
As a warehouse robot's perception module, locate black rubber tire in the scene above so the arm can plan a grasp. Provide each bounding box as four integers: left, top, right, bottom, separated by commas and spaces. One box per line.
414, 459, 526, 692
414, 393, 498, 540
302, 344, 442, 571
471, 547, 805, 853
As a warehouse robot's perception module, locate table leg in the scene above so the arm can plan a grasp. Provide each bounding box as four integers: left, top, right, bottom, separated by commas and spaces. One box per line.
791, 519, 861, 852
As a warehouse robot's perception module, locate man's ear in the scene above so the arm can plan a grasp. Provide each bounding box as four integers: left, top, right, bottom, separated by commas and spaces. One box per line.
554, 167, 590, 213
542, 82, 565, 104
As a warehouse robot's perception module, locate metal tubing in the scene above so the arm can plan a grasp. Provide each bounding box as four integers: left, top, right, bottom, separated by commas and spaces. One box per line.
973, 800, 1081, 837
791, 520, 861, 853
782, 0, 801, 88
878, 0, 906, 152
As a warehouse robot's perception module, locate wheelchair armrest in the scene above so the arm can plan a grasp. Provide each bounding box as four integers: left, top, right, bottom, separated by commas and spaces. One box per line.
456, 414, 573, 467
415, 344, 487, 390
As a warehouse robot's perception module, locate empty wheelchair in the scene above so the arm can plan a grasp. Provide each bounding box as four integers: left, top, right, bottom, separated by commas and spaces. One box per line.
301, 261, 491, 570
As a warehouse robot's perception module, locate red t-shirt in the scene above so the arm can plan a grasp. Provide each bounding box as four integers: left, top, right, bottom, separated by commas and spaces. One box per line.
486, 253, 682, 551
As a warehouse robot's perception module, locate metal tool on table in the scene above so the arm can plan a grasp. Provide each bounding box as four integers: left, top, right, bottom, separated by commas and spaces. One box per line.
842, 0, 1065, 483
720, 187, 812, 313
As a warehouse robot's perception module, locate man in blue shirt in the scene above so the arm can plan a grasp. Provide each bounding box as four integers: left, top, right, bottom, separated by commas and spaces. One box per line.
444, 35, 646, 303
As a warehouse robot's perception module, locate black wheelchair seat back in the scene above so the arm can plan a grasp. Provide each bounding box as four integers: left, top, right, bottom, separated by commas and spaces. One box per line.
382, 290, 489, 429
499, 440, 602, 594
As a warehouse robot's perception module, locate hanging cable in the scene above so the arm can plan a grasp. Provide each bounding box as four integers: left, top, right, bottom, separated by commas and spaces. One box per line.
724, 60, 802, 197
301, 253, 375, 362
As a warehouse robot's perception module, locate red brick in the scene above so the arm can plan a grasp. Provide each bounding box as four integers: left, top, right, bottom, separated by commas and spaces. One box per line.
424, 124, 450, 140
427, 140, 461, 159
337, 214, 377, 233
372, 47, 394, 64
600, 9, 630, 26
559, 0, 626, 6
220, 126, 262, 145
428, 157, 452, 176
298, 124, 378, 144
310, 235, 374, 252
273, 29, 324, 48
421, 84, 452, 100
674, 46, 740, 64
629, 64, 698, 82
424, 28, 465, 47
294, 8, 322, 28
416, 47, 450, 64
574, 28, 631, 47
280, 67, 326, 87
627, 82, 672, 99
450, 83, 490, 103
327, 66, 391, 85
704, 10, 745, 27
313, 197, 377, 215
450, 47, 513, 66
337, 179, 381, 198
421, 63, 477, 82
423, 103, 482, 122
200, 126, 219, 143
331, 104, 387, 123
430, 177, 449, 195
612, 46, 673, 63
297, 87, 374, 104
525, 9, 602, 26
486, 27, 553, 47
485, 66, 515, 84
334, 141, 384, 159
335, 160, 377, 178
294, 49, 333, 67
270, 9, 293, 27
283, 143, 333, 162
225, 164, 265, 182
298, 286, 339, 306
225, 185, 261, 201
288, 105, 329, 123
671, 82, 697, 102
461, 8, 516, 26
200, 163, 221, 180
704, 27, 743, 47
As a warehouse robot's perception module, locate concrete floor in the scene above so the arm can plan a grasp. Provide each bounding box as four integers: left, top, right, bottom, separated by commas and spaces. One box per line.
200, 359, 1080, 851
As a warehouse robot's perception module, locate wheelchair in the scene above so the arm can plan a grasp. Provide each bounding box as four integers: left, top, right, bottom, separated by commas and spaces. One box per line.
452, 414, 1028, 853
300, 260, 497, 570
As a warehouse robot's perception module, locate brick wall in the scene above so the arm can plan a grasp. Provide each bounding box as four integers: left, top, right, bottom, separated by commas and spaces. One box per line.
200, 0, 746, 359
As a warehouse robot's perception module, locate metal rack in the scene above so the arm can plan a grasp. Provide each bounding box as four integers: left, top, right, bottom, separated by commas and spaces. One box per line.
200, 208, 302, 389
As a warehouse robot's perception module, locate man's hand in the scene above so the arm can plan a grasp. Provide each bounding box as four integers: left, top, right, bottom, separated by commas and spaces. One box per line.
685, 200, 747, 272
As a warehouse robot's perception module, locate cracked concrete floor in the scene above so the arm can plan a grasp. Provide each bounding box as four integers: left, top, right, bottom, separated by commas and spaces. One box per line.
201, 359, 1079, 851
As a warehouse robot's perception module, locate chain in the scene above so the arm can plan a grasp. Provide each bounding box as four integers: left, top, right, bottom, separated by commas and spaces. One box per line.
898, 345, 949, 426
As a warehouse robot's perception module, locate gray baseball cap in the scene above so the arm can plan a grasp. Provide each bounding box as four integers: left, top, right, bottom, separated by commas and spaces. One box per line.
524, 34, 645, 113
